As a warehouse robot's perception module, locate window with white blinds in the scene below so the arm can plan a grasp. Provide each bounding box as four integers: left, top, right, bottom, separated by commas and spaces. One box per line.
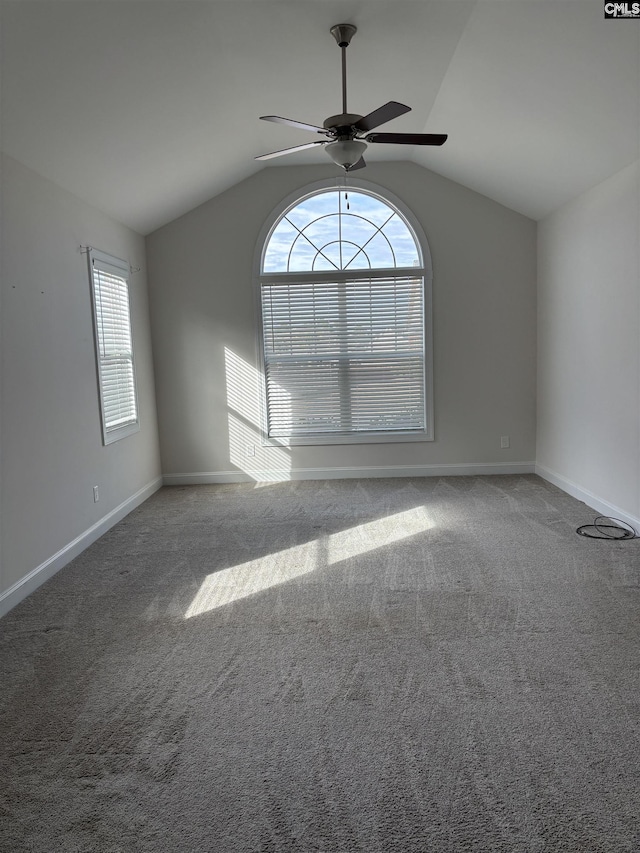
258, 185, 433, 445
88, 248, 139, 445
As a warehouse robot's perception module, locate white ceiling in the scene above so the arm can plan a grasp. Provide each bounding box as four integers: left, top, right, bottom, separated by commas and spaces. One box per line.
1, 1, 638, 235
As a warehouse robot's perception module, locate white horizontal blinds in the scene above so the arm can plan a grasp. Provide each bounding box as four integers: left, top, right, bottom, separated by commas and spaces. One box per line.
91, 253, 138, 433
262, 276, 425, 437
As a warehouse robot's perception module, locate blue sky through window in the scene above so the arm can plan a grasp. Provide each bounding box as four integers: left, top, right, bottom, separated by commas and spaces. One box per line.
263, 190, 420, 273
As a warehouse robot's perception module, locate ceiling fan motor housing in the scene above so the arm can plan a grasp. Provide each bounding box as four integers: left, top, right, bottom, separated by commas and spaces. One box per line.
323, 113, 363, 138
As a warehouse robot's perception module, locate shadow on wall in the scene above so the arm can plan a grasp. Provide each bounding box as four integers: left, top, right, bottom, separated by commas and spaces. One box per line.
225, 346, 291, 481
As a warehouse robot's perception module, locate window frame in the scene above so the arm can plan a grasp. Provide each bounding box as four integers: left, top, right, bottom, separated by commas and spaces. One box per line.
254, 178, 434, 447
88, 247, 140, 446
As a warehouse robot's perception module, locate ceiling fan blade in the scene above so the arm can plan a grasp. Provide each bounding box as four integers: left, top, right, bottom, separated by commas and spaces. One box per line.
366, 132, 448, 146
255, 141, 326, 161
347, 157, 366, 172
353, 101, 411, 133
260, 115, 327, 134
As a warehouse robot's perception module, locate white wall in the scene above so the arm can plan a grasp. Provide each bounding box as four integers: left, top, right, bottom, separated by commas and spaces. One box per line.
147, 161, 537, 483
537, 161, 640, 524
0, 155, 162, 611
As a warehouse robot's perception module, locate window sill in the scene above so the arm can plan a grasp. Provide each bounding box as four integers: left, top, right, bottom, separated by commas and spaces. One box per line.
263, 429, 433, 448
103, 421, 140, 446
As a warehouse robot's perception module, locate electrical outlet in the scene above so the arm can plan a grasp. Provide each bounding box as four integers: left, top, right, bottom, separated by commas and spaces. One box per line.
93, 485, 100, 502
245, 444, 255, 457
500, 436, 510, 449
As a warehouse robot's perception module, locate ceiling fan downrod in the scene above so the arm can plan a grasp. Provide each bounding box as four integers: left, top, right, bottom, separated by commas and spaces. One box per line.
330, 24, 357, 116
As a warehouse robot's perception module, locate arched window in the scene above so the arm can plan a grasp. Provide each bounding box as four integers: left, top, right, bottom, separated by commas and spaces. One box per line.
256, 180, 433, 445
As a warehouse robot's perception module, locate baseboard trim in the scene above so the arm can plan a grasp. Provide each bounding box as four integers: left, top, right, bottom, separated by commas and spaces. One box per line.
535, 464, 640, 533
0, 476, 163, 619
164, 462, 536, 486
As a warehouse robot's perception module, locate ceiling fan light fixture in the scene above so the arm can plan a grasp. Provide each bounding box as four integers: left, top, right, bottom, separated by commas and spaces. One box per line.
324, 139, 368, 170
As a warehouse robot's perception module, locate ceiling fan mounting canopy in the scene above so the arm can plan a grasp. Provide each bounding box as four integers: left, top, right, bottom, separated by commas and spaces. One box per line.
256, 22, 447, 172
329, 23, 357, 48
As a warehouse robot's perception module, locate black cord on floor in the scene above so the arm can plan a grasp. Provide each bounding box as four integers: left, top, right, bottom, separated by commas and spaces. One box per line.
576, 516, 637, 540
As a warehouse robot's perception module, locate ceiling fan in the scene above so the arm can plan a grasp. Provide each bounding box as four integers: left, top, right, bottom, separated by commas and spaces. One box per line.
255, 23, 447, 172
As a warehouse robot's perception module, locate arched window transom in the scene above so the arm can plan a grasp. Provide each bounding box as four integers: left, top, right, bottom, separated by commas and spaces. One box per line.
263, 189, 421, 273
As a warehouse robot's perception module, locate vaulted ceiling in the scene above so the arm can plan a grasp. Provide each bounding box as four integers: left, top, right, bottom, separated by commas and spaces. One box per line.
1, 1, 638, 235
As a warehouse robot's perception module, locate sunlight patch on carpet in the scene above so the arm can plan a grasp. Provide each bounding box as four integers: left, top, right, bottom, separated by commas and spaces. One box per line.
184, 506, 432, 617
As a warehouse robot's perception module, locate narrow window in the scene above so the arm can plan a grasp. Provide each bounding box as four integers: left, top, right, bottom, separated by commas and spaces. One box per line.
257, 183, 433, 445
88, 248, 139, 445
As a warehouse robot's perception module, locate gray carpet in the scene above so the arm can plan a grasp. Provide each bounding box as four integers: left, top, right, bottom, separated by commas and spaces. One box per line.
2, 475, 640, 852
